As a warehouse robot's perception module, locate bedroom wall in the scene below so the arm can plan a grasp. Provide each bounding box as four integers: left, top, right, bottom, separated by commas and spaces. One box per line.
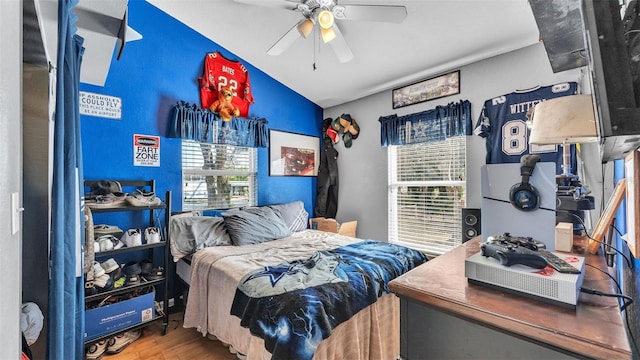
80, 1, 323, 217
323, 43, 595, 242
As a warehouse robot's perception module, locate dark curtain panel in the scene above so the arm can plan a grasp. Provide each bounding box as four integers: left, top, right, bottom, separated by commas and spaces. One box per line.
170, 101, 268, 147
379, 100, 472, 146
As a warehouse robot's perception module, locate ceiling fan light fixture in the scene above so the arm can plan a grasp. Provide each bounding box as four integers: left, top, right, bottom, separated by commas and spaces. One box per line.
297, 18, 314, 38
321, 26, 336, 43
318, 9, 334, 29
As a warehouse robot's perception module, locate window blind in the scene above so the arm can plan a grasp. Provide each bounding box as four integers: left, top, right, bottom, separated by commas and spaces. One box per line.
388, 136, 466, 255
182, 140, 257, 210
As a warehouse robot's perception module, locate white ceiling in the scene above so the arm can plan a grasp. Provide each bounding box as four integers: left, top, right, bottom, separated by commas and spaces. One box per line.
148, 0, 541, 109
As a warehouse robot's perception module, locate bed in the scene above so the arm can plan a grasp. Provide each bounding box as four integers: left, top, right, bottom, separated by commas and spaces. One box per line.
169, 202, 428, 360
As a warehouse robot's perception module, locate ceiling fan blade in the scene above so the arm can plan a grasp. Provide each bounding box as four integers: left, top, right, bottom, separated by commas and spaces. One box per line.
328, 24, 354, 63
233, 0, 300, 10
267, 20, 305, 56
336, 5, 407, 23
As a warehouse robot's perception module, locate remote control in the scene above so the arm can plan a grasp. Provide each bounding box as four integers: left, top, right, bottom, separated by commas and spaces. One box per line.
536, 250, 581, 274
488, 232, 546, 251
481, 241, 548, 269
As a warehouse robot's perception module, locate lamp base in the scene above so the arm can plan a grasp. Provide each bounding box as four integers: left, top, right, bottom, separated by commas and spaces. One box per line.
556, 194, 595, 235
556, 174, 581, 187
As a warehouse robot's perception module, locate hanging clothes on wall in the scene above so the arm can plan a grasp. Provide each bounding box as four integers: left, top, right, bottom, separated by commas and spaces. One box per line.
199, 51, 254, 117
315, 118, 339, 218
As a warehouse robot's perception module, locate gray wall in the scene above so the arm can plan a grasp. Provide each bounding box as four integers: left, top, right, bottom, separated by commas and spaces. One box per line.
324, 43, 592, 241
0, 0, 24, 357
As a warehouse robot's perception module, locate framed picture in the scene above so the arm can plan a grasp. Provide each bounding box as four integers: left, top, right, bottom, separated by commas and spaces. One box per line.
625, 150, 639, 257
588, 178, 627, 254
392, 70, 460, 109
269, 130, 319, 177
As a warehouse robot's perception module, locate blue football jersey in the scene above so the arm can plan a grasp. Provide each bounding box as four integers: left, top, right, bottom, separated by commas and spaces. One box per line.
474, 82, 578, 174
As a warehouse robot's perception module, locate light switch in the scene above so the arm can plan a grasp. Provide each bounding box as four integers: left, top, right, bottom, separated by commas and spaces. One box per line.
11, 192, 23, 235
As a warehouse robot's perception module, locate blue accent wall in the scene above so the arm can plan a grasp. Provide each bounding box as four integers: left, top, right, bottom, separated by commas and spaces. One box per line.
80, 1, 323, 216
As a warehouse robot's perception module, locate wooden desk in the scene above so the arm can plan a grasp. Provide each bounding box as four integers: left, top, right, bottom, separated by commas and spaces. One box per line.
389, 237, 632, 360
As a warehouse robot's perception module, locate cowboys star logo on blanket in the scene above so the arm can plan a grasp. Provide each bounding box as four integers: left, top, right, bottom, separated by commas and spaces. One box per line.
239, 251, 348, 297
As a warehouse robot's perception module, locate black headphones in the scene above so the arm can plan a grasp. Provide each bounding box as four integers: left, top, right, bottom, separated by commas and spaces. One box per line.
509, 154, 541, 211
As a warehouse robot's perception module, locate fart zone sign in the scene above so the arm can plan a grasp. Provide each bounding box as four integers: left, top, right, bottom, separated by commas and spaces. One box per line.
133, 134, 160, 167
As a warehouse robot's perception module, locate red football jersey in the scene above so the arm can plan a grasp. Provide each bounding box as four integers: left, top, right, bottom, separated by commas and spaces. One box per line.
199, 52, 254, 117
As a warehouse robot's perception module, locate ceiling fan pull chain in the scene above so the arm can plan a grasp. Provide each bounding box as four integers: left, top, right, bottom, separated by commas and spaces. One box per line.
313, 24, 318, 71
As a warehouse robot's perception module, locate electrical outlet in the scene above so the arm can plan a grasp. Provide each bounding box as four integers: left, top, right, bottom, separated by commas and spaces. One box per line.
168, 298, 175, 308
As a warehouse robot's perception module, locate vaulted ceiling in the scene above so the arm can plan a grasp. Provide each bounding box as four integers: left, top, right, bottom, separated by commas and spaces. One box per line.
148, 0, 541, 108
24, 1, 542, 109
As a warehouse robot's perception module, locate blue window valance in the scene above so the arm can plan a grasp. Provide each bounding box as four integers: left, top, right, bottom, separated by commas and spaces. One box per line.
379, 100, 472, 146
169, 101, 268, 148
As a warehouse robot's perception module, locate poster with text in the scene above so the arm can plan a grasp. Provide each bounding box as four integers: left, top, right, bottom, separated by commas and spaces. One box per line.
133, 134, 160, 167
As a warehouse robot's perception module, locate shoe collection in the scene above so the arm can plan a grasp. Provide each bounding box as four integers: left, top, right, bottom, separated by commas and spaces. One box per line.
86, 187, 162, 209
85, 258, 165, 295
85, 329, 142, 359
94, 226, 162, 253
126, 189, 162, 207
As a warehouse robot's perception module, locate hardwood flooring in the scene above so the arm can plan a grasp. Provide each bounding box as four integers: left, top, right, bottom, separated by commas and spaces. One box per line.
103, 312, 236, 360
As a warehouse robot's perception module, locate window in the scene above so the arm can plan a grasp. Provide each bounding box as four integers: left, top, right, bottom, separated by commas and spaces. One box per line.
182, 140, 257, 210
388, 136, 466, 255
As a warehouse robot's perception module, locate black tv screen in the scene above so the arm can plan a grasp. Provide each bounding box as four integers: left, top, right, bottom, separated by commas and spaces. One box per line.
583, 0, 640, 161
530, 0, 640, 162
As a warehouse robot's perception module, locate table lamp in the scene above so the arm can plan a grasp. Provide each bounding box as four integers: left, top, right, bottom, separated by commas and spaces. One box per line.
528, 94, 599, 234
529, 94, 599, 181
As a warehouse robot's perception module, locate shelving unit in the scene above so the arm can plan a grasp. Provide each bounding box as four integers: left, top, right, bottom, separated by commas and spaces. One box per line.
83, 180, 171, 346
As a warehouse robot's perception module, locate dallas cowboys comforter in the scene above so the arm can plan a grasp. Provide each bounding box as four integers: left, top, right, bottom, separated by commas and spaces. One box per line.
230, 240, 428, 360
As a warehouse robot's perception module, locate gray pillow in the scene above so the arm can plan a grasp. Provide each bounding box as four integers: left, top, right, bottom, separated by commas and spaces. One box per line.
222, 207, 292, 246
268, 201, 309, 232
169, 216, 231, 261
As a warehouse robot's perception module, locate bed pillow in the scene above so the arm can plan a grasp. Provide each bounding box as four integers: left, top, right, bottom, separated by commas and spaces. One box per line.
222, 206, 292, 246
268, 201, 309, 232
169, 215, 231, 261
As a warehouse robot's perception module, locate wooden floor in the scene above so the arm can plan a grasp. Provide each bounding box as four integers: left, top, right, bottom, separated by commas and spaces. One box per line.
103, 312, 237, 360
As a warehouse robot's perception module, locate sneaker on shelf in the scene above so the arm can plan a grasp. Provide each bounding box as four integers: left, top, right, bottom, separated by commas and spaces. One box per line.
93, 261, 106, 278
86, 339, 108, 360
144, 227, 161, 244
94, 273, 113, 292
85, 280, 98, 296
93, 224, 124, 239
126, 189, 162, 207
93, 240, 100, 254
87, 192, 128, 209
142, 266, 164, 281
96, 235, 124, 252
122, 260, 142, 277
100, 258, 120, 273
105, 329, 142, 355
139, 259, 154, 275
124, 274, 141, 286
112, 275, 126, 289
120, 229, 142, 248
97, 236, 113, 252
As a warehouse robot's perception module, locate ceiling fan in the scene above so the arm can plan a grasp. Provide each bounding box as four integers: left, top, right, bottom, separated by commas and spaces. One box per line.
233, 0, 407, 63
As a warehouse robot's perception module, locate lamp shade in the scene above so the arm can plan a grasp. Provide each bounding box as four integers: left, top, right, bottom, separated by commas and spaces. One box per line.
318, 10, 334, 29
297, 18, 314, 38
529, 94, 599, 145
321, 26, 336, 43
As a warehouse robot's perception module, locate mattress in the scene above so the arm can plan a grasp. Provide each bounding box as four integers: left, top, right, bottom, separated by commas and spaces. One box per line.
175, 254, 192, 286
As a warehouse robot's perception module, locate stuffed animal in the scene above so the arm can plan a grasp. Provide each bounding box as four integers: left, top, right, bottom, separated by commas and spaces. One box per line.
210, 86, 240, 121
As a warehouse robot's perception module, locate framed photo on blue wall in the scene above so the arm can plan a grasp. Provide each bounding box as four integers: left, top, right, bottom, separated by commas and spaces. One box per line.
269, 130, 319, 177
392, 70, 460, 109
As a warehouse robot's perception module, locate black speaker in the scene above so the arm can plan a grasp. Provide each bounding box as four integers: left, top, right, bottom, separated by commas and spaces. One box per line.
462, 208, 481, 242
